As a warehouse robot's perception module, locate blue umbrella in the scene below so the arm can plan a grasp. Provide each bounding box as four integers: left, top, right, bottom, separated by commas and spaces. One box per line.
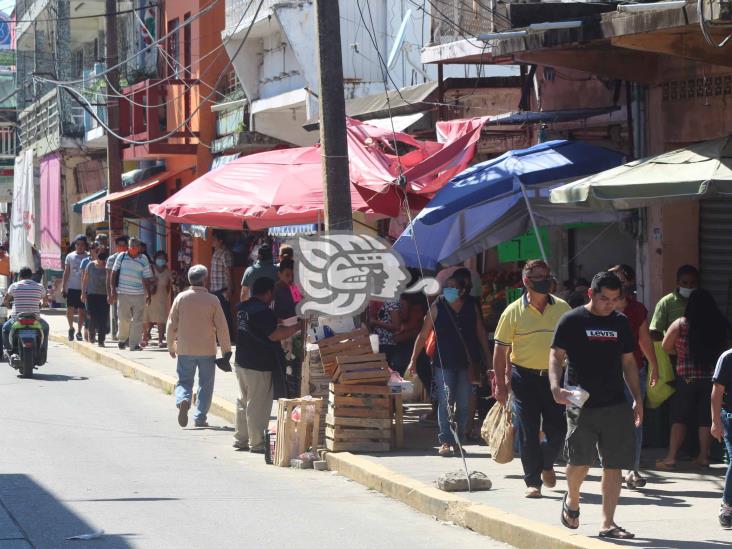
395, 140, 625, 269
418, 140, 625, 226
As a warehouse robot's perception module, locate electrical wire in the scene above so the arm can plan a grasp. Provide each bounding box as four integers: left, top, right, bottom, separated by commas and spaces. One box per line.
44, 0, 264, 147
11, 3, 161, 24
29, 0, 225, 87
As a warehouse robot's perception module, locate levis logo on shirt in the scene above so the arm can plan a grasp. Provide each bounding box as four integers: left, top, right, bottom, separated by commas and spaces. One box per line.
586, 329, 618, 342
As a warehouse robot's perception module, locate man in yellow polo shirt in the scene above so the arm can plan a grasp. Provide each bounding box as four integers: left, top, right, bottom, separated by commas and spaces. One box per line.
493, 259, 571, 498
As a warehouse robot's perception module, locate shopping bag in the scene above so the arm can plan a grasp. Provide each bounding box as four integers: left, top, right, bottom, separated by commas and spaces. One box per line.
481, 396, 515, 464
646, 342, 675, 409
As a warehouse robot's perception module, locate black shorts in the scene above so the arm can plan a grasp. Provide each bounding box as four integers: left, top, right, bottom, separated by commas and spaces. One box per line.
66, 289, 84, 309
565, 402, 635, 469
670, 379, 713, 427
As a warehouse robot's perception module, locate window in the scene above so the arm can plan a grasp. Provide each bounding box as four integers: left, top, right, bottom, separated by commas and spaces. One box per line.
167, 18, 179, 78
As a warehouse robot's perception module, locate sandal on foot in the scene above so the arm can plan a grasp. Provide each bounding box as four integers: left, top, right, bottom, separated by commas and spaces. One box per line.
599, 525, 635, 539
625, 472, 646, 489
560, 493, 580, 530
655, 459, 676, 471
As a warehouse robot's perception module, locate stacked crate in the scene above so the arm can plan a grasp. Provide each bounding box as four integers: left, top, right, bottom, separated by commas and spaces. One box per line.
318, 328, 392, 452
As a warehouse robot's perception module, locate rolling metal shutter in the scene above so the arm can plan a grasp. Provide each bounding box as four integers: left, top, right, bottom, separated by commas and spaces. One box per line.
700, 198, 732, 317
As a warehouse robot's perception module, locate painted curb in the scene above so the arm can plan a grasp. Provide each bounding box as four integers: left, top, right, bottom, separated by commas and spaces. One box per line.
50, 334, 236, 423
54, 333, 611, 548
324, 452, 613, 549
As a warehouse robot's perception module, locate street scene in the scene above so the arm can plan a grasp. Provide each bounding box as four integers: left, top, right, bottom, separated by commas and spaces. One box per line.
1, 0, 732, 548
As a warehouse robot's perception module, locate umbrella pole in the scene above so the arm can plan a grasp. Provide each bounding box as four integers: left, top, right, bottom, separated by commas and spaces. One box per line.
519, 182, 548, 263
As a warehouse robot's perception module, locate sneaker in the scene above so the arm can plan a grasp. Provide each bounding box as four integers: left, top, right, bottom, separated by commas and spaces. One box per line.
249, 445, 265, 454
438, 443, 453, 457
177, 400, 190, 427
542, 469, 557, 489
130, 346, 143, 351
68, 328, 75, 341
194, 420, 209, 428
75, 332, 83, 341
233, 441, 249, 451
98, 340, 105, 348
525, 486, 542, 499
118, 340, 128, 350
720, 503, 732, 529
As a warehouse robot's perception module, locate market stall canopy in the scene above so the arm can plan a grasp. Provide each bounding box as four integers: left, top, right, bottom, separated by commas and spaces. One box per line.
150, 117, 483, 229
148, 146, 430, 230
394, 140, 626, 269
550, 135, 732, 208
419, 140, 625, 225
394, 183, 625, 269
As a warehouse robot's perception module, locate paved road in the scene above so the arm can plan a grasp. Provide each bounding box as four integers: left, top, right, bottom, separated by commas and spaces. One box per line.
0, 342, 511, 549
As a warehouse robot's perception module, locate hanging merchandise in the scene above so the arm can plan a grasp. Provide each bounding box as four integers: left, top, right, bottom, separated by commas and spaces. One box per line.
9, 150, 35, 271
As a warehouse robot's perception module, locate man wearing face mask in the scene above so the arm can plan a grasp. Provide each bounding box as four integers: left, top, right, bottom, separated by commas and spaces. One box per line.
649, 265, 699, 341
110, 237, 154, 351
493, 260, 571, 498
106, 235, 129, 340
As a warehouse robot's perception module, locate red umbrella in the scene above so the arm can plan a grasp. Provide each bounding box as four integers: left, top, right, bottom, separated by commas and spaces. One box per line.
149, 144, 428, 230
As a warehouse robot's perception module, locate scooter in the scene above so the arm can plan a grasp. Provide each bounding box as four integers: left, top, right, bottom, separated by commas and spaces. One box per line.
8, 313, 46, 378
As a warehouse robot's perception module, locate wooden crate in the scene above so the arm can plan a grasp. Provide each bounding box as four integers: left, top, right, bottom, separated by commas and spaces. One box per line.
274, 398, 324, 467
325, 383, 392, 453
317, 328, 373, 378
334, 353, 390, 385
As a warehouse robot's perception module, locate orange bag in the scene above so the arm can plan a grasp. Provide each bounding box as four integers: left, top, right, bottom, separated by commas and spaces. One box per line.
425, 329, 436, 358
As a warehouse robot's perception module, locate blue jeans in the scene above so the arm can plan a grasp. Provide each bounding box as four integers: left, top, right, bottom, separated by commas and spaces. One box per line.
722, 411, 732, 506
3, 316, 49, 359
434, 367, 472, 445
175, 355, 216, 423
624, 366, 647, 473
512, 367, 567, 487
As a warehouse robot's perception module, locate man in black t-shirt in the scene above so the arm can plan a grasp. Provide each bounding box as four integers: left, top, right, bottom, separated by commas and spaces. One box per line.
549, 271, 642, 540
232, 277, 301, 453
712, 349, 732, 528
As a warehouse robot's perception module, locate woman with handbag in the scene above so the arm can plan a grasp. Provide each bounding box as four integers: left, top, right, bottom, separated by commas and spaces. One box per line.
408, 274, 491, 457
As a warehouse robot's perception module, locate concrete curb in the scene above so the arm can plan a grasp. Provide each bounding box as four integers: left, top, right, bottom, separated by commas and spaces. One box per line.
49, 335, 236, 423
54, 333, 611, 548
324, 452, 613, 549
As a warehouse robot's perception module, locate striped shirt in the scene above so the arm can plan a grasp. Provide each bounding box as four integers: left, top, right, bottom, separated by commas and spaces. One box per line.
112, 253, 153, 295
7, 279, 44, 316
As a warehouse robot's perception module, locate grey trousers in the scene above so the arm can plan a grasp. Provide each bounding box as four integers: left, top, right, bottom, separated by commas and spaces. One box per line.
234, 366, 273, 449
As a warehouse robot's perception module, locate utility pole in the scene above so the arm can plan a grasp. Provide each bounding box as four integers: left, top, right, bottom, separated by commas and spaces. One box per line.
314, 0, 352, 232
106, 0, 123, 235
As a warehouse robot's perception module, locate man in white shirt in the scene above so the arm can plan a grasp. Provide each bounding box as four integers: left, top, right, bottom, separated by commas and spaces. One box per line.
61, 235, 89, 342
3, 267, 49, 362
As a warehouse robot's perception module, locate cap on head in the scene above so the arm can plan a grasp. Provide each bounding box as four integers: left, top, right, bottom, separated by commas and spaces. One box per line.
188, 264, 208, 286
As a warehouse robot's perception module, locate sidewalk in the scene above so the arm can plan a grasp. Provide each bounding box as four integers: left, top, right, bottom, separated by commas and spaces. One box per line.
46, 313, 730, 549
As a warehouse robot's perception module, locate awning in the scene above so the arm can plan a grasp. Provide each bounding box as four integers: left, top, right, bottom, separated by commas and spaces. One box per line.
550, 135, 732, 208
487, 107, 621, 126
73, 189, 107, 214
303, 81, 437, 130
361, 112, 428, 133
268, 224, 318, 237
83, 166, 193, 224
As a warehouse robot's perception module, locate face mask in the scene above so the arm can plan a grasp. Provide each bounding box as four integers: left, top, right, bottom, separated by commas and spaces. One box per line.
530, 278, 552, 295
443, 287, 460, 303
155, 258, 166, 268
678, 287, 695, 299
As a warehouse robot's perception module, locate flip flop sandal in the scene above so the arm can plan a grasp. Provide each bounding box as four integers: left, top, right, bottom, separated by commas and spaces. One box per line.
599, 525, 635, 539
633, 474, 647, 488
561, 493, 580, 530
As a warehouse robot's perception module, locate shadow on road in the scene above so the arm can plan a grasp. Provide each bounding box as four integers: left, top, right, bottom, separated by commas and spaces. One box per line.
0, 474, 136, 547
25, 374, 89, 382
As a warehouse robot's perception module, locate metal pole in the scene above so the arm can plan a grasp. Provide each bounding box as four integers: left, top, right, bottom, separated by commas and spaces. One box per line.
519, 181, 548, 263
314, 0, 352, 233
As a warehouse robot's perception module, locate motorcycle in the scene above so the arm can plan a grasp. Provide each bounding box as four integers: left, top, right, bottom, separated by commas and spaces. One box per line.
8, 313, 46, 378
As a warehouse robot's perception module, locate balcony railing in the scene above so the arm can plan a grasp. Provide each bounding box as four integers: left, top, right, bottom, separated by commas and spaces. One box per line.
430, 0, 494, 45
18, 88, 84, 156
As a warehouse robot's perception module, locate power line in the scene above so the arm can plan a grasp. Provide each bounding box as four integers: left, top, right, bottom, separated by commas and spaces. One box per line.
12, 3, 161, 24
50, 0, 264, 147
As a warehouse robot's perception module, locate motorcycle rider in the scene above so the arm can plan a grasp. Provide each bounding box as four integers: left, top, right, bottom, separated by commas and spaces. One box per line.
2, 267, 49, 362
